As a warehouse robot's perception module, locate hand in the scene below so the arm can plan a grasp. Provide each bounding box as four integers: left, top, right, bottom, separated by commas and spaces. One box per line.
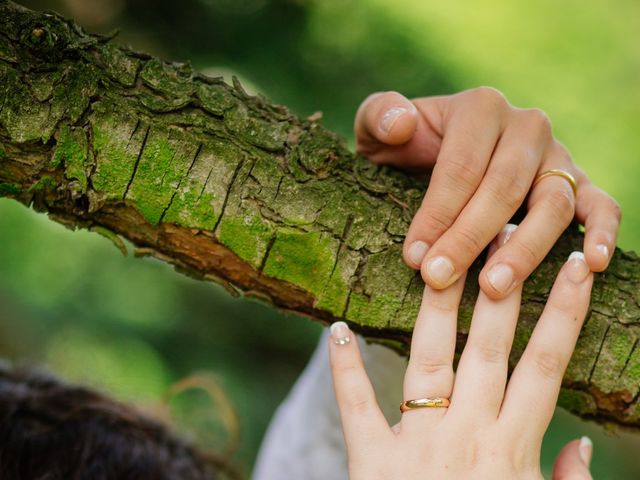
355, 88, 620, 298
328, 231, 594, 479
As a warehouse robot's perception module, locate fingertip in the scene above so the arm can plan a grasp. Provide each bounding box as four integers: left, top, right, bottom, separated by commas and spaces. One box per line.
584, 240, 612, 272
404, 240, 429, 269
480, 224, 520, 299
421, 255, 459, 290
552, 437, 593, 480
330, 321, 352, 347
357, 91, 417, 148
563, 251, 593, 286
379, 103, 418, 145
579, 436, 593, 467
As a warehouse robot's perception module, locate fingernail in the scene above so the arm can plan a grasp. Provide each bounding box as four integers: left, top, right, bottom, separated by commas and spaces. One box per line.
498, 223, 518, 246
566, 251, 590, 284
407, 241, 429, 268
426, 256, 455, 286
596, 243, 609, 260
330, 321, 351, 346
380, 107, 407, 134
579, 435, 593, 467
486, 263, 515, 294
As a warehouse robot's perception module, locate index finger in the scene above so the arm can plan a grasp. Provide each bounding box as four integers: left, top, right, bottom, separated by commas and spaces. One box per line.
403, 88, 507, 269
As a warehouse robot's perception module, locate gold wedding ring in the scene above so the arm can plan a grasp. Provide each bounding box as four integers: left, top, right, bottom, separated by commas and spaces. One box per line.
533, 169, 577, 197
400, 397, 450, 413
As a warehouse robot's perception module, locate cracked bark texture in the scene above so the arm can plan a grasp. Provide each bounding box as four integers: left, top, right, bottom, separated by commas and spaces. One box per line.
0, 1, 639, 430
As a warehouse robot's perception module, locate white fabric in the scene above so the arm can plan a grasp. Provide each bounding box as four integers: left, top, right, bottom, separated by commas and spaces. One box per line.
253, 330, 407, 480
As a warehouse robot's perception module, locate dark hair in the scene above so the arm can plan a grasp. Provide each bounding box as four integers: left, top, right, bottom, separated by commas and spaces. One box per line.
0, 363, 237, 480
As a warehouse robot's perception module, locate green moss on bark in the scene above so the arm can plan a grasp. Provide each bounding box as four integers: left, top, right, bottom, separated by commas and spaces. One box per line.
91, 108, 147, 200
263, 228, 339, 297
557, 389, 597, 416
0, 182, 21, 195
217, 213, 274, 267
51, 124, 89, 193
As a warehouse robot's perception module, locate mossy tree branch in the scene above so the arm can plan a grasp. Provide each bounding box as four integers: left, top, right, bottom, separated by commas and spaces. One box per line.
1, 1, 639, 430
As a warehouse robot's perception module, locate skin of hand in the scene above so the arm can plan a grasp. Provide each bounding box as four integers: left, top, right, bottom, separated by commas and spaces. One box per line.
354, 87, 621, 299
328, 228, 594, 480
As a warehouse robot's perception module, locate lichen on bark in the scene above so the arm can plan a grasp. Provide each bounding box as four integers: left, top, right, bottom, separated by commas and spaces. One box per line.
0, 0, 639, 429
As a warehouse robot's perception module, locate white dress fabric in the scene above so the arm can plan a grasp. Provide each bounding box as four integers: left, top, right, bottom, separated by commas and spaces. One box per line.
252, 330, 407, 480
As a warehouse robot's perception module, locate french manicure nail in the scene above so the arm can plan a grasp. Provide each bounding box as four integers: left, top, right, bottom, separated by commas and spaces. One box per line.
579, 435, 593, 467
498, 224, 518, 246
486, 263, 514, 294
596, 243, 609, 260
426, 256, 455, 286
566, 251, 589, 284
407, 241, 429, 268
330, 321, 351, 346
380, 107, 407, 134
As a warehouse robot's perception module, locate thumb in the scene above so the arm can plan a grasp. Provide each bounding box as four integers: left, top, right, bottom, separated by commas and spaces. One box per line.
354, 91, 418, 153
552, 436, 593, 480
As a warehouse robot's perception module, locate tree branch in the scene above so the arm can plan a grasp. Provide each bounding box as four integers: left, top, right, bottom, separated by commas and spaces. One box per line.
1, 0, 639, 429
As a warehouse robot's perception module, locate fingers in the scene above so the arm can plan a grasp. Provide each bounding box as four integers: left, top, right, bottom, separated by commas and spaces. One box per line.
328, 322, 391, 452
480, 142, 576, 299
552, 437, 594, 480
400, 274, 466, 430
416, 107, 550, 289
499, 252, 593, 440
574, 174, 621, 272
449, 225, 522, 421
404, 88, 510, 271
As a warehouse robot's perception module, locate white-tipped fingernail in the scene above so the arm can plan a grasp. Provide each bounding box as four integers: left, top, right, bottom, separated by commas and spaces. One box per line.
566, 251, 589, 284
579, 435, 593, 466
407, 241, 429, 268
330, 322, 351, 346
596, 243, 609, 260
498, 224, 518, 246
380, 107, 407, 134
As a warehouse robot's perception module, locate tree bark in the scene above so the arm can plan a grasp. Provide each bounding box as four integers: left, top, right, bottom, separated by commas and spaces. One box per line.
1, 0, 639, 430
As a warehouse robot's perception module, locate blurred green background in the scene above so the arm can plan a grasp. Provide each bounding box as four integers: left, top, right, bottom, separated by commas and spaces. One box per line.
2, 0, 639, 477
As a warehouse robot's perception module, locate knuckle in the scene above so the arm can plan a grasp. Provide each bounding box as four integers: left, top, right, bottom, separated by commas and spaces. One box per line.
344, 394, 374, 415
418, 205, 455, 236
425, 295, 458, 314
473, 342, 509, 364
486, 168, 529, 210
455, 225, 487, 253
442, 155, 484, 191
509, 237, 539, 268
333, 361, 362, 378
469, 86, 508, 109
547, 188, 576, 225
531, 350, 564, 380
413, 357, 453, 376
522, 108, 553, 138
540, 303, 573, 330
